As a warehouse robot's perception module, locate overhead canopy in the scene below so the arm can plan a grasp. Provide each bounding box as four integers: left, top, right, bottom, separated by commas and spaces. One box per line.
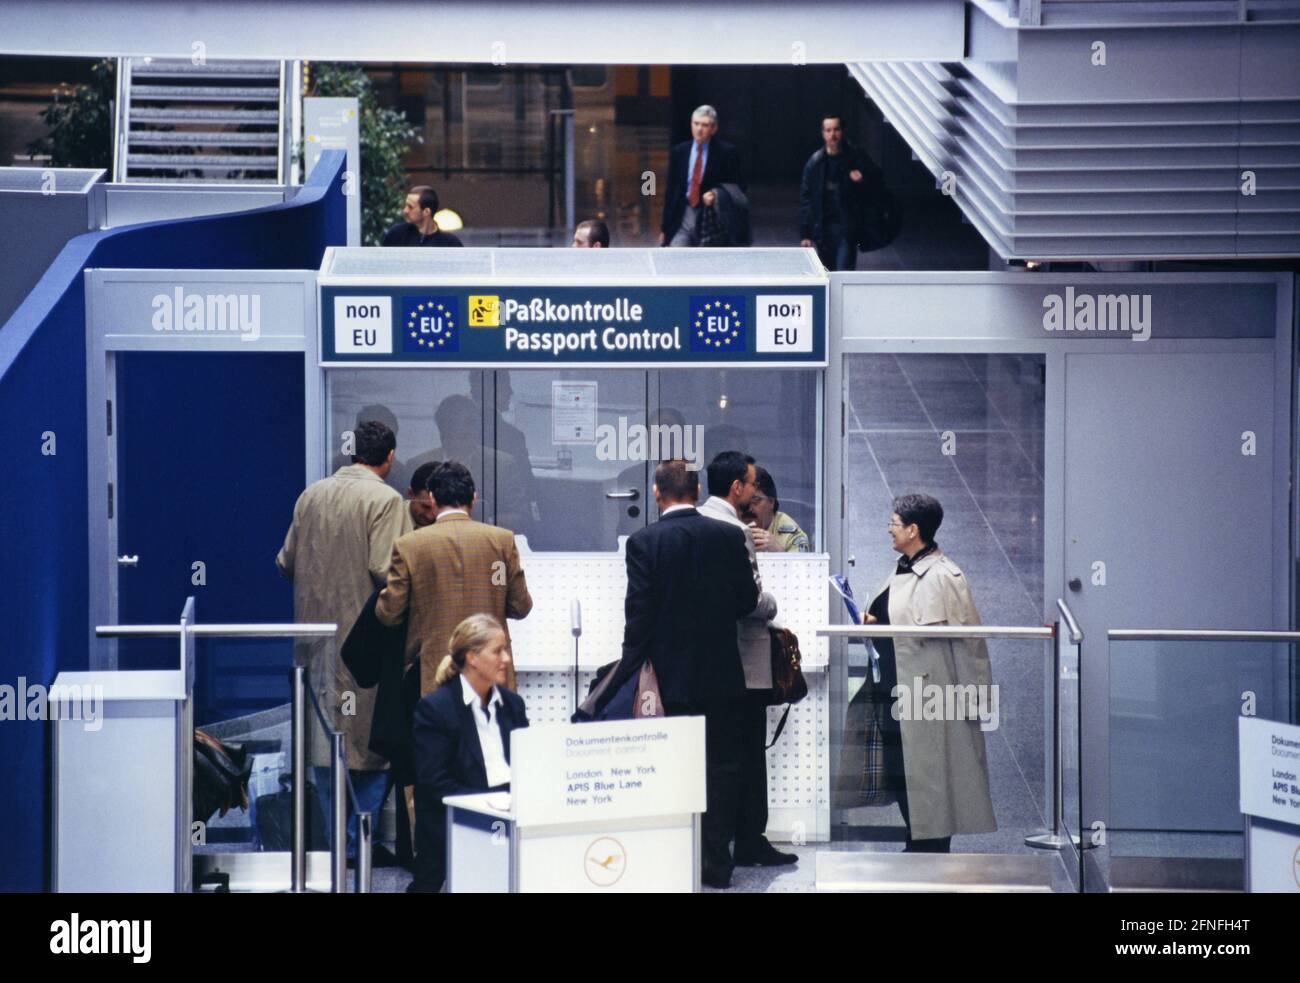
0, 0, 963, 62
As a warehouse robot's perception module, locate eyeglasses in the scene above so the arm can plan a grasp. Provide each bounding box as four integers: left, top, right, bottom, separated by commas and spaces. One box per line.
887, 520, 905, 529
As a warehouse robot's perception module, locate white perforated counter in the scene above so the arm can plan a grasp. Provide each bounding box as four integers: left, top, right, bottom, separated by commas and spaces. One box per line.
511, 550, 831, 843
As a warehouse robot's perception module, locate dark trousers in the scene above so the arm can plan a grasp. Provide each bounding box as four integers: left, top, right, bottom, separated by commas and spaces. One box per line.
666, 698, 742, 876
878, 650, 952, 853
736, 688, 771, 850
816, 223, 857, 272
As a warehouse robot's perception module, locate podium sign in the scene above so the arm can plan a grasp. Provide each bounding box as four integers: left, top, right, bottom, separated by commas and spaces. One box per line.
512, 717, 706, 827
1238, 716, 1300, 892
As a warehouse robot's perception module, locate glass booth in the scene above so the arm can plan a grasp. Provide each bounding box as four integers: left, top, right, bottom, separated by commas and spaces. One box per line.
316, 246, 833, 840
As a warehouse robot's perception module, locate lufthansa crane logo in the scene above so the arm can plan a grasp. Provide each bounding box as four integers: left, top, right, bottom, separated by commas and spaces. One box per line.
583, 836, 627, 887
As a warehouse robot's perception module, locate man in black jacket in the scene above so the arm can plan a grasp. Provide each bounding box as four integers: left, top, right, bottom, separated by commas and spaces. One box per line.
382, 185, 464, 247
799, 116, 871, 271
660, 105, 745, 247
621, 459, 758, 887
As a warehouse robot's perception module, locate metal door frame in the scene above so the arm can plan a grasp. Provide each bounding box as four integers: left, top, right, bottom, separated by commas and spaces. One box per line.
85, 268, 322, 669
825, 270, 1294, 861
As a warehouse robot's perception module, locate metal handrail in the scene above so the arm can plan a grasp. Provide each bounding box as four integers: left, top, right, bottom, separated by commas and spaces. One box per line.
96, 611, 347, 892
96, 623, 336, 638
819, 624, 1054, 640
1056, 599, 1083, 643
1109, 629, 1300, 642
823, 606, 1081, 858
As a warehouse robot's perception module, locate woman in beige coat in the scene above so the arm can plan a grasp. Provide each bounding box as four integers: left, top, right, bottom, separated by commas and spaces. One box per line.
862, 494, 997, 850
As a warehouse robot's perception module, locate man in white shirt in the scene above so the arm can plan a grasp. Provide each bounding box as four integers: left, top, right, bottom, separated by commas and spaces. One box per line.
699, 451, 797, 868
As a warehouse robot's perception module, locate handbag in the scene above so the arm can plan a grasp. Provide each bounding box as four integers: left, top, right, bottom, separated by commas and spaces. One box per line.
632, 659, 664, 718
856, 182, 902, 252
858, 681, 899, 805
765, 627, 809, 748
193, 729, 251, 825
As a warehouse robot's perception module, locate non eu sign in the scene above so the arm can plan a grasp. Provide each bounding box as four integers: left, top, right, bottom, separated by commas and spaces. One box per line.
320, 285, 827, 366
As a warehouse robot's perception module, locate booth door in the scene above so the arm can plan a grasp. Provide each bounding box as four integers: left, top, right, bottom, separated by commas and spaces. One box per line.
1063, 351, 1283, 833
496, 369, 650, 551
111, 351, 304, 725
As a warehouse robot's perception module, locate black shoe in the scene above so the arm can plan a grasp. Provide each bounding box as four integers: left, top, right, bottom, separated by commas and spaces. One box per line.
733, 839, 798, 867
701, 865, 734, 889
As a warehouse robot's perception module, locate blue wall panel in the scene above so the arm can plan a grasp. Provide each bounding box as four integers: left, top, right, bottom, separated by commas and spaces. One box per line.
0, 152, 345, 891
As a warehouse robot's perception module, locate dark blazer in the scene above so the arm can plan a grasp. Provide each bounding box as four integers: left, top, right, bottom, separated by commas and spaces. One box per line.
341, 588, 418, 783
799, 144, 900, 251
798, 142, 872, 243
410, 678, 528, 891
620, 507, 758, 706
661, 137, 745, 241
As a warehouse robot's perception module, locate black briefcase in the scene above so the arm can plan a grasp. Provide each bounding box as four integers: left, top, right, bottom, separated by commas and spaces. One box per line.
255, 774, 329, 851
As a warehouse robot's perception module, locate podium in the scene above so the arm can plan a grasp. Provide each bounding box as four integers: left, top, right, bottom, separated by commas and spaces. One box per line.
1239, 716, 1300, 892
52, 668, 190, 892
446, 716, 706, 892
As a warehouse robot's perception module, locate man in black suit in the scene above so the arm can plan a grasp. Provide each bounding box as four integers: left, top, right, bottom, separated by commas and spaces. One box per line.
410, 614, 528, 892
621, 459, 759, 888
659, 105, 745, 247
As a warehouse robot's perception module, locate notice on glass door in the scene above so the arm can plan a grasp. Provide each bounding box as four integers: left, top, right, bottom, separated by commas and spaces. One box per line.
552, 381, 597, 444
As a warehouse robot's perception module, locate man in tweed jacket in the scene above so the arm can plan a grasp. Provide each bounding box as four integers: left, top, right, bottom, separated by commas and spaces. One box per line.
376, 461, 533, 694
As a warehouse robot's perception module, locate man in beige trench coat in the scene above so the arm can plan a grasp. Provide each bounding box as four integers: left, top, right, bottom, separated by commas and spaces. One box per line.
864, 493, 997, 846
277, 420, 412, 857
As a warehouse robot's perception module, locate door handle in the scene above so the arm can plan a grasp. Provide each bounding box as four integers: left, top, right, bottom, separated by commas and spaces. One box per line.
605, 489, 640, 500
1068, 577, 1082, 592
117, 555, 139, 568
848, 555, 856, 567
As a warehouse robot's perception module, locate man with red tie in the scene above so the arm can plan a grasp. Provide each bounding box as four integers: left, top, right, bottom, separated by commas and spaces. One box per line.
660, 105, 745, 247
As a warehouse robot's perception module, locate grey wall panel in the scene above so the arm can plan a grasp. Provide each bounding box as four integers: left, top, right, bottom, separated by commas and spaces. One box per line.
1016, 28, 1247, 103
103, 185, 289, 228
0, 169, 103, 327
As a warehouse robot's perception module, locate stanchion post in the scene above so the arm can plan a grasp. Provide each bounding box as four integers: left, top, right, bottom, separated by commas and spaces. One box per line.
570, 598, 583, 715
331, 731, 347, 893
355, 813, 373, 894
290, 664, 307, 892
1025, 602, 1081, 851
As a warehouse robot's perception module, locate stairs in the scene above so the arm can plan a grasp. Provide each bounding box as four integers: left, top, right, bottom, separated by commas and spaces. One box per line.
114, 57, 293, 184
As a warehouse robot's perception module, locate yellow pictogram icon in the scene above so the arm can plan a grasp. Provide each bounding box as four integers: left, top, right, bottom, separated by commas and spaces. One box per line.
469, 295, 501, 327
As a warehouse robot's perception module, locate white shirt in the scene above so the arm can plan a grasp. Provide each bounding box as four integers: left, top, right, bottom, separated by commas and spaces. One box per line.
702, 495, 740, 522
460, 675, 511, 788
436, 508, 470, 522
661, 503, 695, 517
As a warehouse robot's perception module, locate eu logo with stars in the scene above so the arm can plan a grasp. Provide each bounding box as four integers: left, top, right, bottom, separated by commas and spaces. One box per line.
688, 296, 746, 353
402, 297, 460, 353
